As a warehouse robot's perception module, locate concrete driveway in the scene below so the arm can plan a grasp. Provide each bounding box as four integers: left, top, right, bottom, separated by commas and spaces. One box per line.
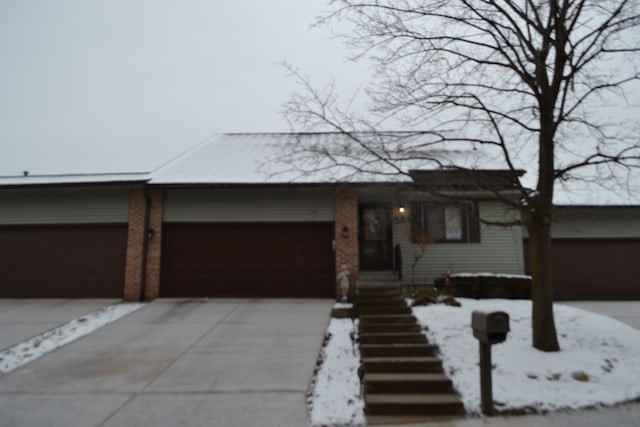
0, 299, 332, 427
563, 301, 640, 330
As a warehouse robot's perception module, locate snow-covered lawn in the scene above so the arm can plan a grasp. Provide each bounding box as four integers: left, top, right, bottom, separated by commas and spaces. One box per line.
416, 298, 640, 414
0, 302, 145, 374
308, 299, 640, 425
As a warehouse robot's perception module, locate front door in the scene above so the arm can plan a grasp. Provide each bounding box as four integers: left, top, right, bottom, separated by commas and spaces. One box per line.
359, 203, 393, 270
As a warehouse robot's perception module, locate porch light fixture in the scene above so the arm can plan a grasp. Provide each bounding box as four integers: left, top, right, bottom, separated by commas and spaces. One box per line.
398, 204, 406, 215
342, 226, 350, 239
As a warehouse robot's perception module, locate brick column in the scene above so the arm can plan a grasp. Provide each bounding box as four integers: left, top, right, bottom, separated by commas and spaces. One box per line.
143, 189, 163, 301
123, 187, 145, 302
334, 186, 359, 300
123, 187, 164, 302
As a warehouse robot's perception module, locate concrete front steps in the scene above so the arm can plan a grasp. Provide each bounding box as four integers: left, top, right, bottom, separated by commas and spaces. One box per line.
365, 373, 454, 394
356, 271, 464, 421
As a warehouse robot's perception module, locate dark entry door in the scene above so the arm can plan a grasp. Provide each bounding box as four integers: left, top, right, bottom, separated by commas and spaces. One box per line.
359, 204, 393, 270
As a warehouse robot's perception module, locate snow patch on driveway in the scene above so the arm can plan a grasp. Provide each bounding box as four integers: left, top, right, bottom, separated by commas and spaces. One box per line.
0, 303, 145, 374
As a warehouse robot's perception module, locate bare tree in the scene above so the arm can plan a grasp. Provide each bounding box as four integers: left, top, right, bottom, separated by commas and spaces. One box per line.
281, 1, 640, 351
408, 228, 435, 286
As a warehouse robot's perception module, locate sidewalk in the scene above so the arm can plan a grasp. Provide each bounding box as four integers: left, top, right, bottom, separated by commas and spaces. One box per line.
382, 401, 640, 427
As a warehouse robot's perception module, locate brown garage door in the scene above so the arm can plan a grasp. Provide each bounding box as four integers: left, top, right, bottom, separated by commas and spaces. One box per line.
0, 225, 128, 298
161, 223, 335, 298
524, 239, 640, 300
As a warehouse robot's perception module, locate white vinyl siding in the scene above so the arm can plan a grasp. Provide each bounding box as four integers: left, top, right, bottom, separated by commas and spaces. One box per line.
0, 187, 130, 225
164, 188, 335, 222
395, 201, 524, 284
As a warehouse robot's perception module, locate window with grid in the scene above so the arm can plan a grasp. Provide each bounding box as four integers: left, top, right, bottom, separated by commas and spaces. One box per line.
409, 201, 480, 243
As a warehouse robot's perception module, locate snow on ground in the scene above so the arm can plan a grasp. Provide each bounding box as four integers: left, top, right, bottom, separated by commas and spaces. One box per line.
414, 299, 640, 414
0, 302, 145, 374
309, 299, 640, 425
308, 316, 365, 427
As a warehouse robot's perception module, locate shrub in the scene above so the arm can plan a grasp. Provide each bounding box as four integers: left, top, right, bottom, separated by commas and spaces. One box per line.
405, 285, 461, 307
433, 273, 531, 299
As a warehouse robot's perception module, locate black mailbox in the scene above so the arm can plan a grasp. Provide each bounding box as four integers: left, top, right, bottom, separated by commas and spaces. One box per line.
471, 310, 510, 344
471, 310, 510, 414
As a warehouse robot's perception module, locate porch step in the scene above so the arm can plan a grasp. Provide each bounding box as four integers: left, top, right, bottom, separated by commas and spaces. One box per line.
358, 271, 400, 282
356, 287, 404, 301
356, 305, 411, 316
357, 298, 407, 307
362, 356, 443, 373
357, 301, 409, 313
359, 322, 421, 333
364, 373, 454, 394
357, 281, 402, 289
365, 394, 464, 415
356, 294, 404, 303
356, 273, 402, 294
355, 272, 463, 419
360, 343, 437, 357
359, 332, 427, 345
359, 315, 417, 325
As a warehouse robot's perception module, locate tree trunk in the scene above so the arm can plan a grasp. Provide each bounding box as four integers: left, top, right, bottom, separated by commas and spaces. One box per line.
531, 50, 561, 351
527, 217, 560, 352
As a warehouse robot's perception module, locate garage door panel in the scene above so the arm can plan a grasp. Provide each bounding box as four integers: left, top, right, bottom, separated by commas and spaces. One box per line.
0, 226, 127, 298
524, 239, 640, 300
161, 223, 334, 298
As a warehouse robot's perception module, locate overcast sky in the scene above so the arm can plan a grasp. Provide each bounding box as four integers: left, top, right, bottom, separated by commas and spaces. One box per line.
0, 0, 371, 175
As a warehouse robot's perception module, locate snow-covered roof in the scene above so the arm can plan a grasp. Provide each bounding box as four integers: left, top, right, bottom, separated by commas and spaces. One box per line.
149, 133, 407, 184
150, 133, 347, 185
0, 172, 149, 187
1, 133, 636, 206
150, 132, 639, 206
149, 132, 509, 185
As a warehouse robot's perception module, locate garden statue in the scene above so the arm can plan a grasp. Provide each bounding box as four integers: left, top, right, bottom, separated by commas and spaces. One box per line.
337, 264, 350, 302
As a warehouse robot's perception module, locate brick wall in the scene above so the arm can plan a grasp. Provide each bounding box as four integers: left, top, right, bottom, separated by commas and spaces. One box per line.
143, 189, 163, 301
123, 187, 145, 302
123, 187, 164, 302
334, 186, 359, 300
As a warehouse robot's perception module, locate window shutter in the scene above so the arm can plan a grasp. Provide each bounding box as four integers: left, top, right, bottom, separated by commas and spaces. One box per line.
466, 202, 481, 243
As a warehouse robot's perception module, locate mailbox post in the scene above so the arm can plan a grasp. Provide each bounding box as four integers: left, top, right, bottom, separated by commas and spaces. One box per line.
471, 310, 510, 415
